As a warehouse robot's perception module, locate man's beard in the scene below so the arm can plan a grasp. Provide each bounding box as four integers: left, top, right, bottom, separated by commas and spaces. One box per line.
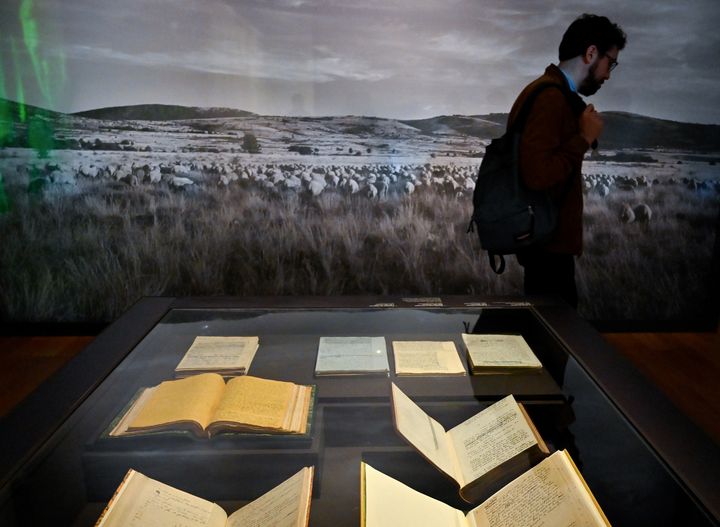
578, 62, 603, 96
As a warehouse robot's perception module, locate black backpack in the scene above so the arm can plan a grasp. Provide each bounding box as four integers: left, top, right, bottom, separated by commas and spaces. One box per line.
467, 83, 568, 274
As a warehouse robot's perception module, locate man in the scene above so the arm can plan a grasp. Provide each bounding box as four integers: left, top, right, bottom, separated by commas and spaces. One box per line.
511, 14, 626, 309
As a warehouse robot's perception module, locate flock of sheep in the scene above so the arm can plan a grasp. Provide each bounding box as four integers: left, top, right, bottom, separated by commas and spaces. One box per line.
7, 156, 720, 225
17, 159, 479, 198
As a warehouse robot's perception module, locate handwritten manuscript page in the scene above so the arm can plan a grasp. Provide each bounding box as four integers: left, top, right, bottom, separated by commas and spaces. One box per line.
96, 469, 226, 527
227, 467, 313, 527
176, 336, 259, 374
128, 373, 226, 431
462, 334, 541, 370
213, 375, 295, 430
470, 450, 609, 527
448, 395, 537, 486
315, 336, 389, 374
393, 341, 466, 375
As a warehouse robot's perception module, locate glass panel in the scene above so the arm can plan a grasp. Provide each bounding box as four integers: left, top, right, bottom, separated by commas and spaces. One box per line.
0, 307, 714, 526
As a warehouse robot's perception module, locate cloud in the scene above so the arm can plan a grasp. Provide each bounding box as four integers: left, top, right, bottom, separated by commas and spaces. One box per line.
63, 42, 391, 84
429, 33, 520, 64
2, 0, 719, 122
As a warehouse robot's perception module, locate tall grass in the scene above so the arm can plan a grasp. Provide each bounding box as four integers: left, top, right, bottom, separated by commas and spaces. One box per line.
0, 177, 522, 322
0, 173, 715, 322
579, 185, 718, 320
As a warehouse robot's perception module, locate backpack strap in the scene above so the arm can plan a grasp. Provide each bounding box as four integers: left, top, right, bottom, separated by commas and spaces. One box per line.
510, 81, 598, 149
508, 82, 568, 136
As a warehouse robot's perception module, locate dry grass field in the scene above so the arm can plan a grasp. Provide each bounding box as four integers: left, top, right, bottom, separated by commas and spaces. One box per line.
0, 156, 716, 323
579, 183, 718, 320
0, 175, 513, 322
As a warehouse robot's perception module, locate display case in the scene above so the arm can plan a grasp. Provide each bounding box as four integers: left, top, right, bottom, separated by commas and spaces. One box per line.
1, 296, 718, 526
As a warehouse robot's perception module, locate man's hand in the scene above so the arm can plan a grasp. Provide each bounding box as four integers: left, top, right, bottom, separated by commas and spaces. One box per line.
580, 104, 603, 146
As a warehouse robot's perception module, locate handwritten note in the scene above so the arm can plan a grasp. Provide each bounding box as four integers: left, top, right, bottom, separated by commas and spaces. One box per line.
213, 376, 294, 430
98, 467, 314, 527
471, 451, 607, 527
128, 373, 226, 432
97, 470, 223, 527
227, 467, 313, 527
393, 341, 466, 375
176, 336, 259, 374
315, 336, 389, 374
448, 395, 536, 484
462, 334, 541, 370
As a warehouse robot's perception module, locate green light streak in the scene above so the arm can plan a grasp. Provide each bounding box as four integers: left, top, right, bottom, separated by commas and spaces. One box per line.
0, 0, 68, 201
19, 0, 66, 109
0, 172, 10, 213
20, 0, 51, 106
10, 39, 27, 123
0, 56, 11, 145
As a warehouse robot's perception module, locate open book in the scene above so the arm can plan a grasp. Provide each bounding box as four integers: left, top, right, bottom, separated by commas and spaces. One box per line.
392, 341, 466, 375
96, 466, 313, 527
390, 383, 548, 503
175, 336, 259, 377
110, 373, 313, 438
461, 334, 542, 373
361, 451, 610, 526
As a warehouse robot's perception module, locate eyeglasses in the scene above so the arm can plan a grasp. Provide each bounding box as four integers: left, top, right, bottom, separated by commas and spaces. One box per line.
604, 52, 619, 72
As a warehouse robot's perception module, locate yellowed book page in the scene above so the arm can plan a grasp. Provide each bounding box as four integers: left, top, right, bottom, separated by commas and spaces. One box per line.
391, 383, 459, 482
362, 463, 469, 527
559, 450, 612, 526
128, 373, 227, 432
393, 341, 466, 375
176, 336, 259, 372
96, 469, 226, 527
447, 395, 538, 486
227, 467, 314, 527
288, 386, 312, 434
109, 388, 156, 436
212, 376, 295, 430
470, 450, 609, 527
462, 334, 541, 369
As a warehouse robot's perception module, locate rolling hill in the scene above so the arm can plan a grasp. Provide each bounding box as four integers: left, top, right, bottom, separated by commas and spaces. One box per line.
73, 104, 256, 121
1, 98, 719, 152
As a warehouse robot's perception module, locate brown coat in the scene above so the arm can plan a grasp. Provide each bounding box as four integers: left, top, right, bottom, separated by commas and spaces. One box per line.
508, 64, 590, 255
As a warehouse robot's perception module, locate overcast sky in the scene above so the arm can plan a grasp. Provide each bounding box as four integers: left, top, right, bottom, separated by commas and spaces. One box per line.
1, 0, 719, 123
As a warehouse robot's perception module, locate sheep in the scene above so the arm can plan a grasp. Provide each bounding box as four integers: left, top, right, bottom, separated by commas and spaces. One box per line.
283, 175, 302, 190
308, 179, 326, 197
633, 203, 652, 223
620, 203, 652, 224
375, 178, 389, 199
170, 176, 194, 188
148, 167, 162, 184
49, 168, 76, 185
620, 203, 635, 223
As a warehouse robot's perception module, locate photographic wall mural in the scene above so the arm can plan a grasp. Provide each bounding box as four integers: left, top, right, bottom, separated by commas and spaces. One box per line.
0, 0, 718, 325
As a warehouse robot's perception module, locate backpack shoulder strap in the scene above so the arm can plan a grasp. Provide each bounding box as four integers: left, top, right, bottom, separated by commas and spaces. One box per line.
508, 82, 568, 135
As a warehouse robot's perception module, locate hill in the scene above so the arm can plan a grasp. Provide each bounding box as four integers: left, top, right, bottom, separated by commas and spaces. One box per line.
600, 112, 720, 151
2, 98, 719, 152
402, 111, 720, 152
0, 98, 66, 122
73, 104, 256, 121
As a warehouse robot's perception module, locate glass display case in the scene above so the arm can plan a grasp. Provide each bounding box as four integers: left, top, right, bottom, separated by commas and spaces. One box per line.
1, 296, 718, 526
